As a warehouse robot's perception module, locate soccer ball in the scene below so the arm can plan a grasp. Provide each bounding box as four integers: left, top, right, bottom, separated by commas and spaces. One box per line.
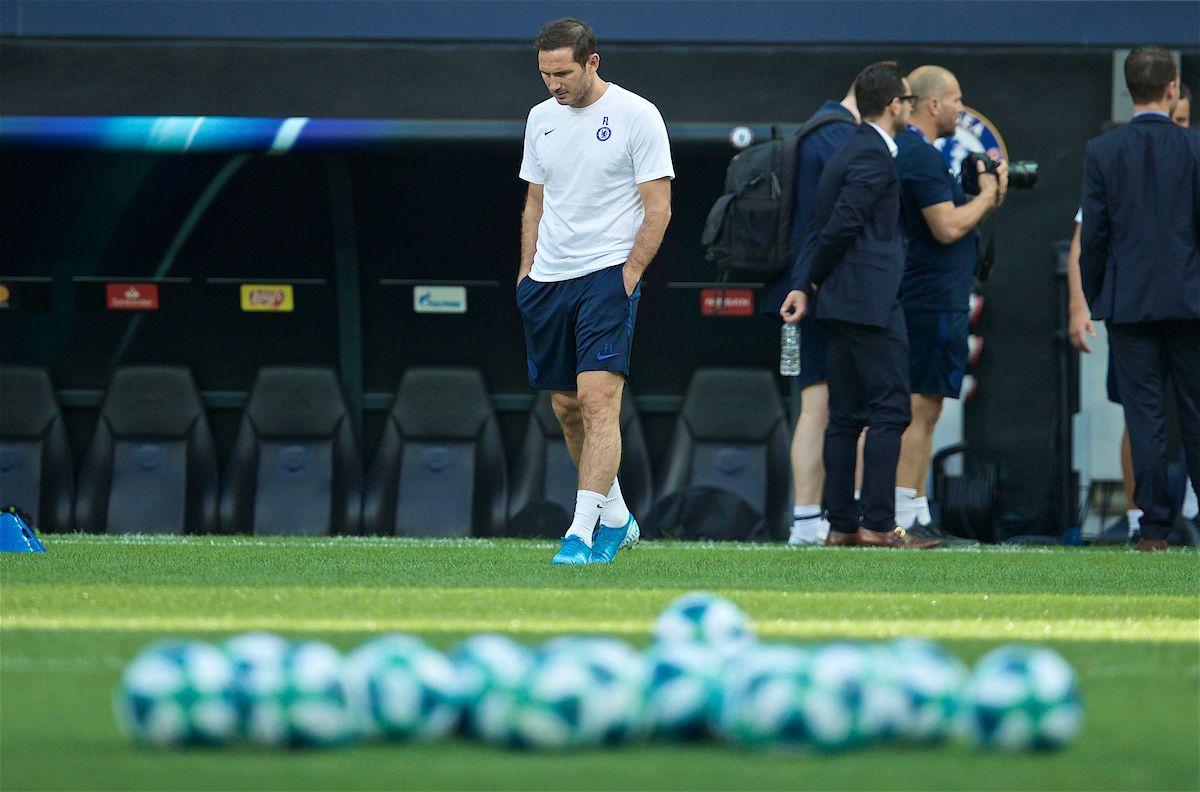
223, 631, 291, 746
713, 642, 812, 749
344, 634, 463, 743
958, 644, 1083, 751
539, 635, 650, 746
448, 633, 535, 742
716, 641, 905, 752
643, 640, 725, 740
506, 636, 649, 750
882, 638, 968, 744
651, 592, 755, 655
224, 635, 355, 748
114, 639, 238, 747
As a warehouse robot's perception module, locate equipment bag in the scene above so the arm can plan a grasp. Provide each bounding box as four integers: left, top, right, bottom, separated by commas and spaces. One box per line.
641, 486, 768, 542
701, 114, 855, 281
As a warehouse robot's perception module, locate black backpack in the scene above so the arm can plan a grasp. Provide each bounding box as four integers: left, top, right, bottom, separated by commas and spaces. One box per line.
640, 486, 770, 542
701, 114, 856, 282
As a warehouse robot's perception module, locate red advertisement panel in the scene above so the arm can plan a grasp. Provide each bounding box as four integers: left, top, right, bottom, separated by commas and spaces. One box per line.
700, 288, 754, 316
106, 283, 159, 310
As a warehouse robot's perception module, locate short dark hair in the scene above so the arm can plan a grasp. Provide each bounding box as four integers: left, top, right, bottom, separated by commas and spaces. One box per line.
854, 61, 907, 119
1181, 81, 1192, 103
535, 18, 596, 67
1125, 46, 1178, 104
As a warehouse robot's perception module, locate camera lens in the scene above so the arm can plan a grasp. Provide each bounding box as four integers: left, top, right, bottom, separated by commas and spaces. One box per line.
1008, 161, 1039, 190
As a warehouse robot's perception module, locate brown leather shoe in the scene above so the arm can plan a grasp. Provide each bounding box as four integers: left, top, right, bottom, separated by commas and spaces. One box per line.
1133, 538, 1168, 552
857, 526, 941, 549
825, 529, 859, 546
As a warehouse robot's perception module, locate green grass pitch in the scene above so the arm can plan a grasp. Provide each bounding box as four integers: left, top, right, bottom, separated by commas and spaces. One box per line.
2, 536, 1197, 791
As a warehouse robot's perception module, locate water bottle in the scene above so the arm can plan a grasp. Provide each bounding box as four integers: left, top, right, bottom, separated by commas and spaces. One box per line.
780, 323, 800, 377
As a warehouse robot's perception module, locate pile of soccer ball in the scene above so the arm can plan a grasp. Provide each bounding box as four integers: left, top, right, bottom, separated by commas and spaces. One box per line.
114, 592, 1083, 753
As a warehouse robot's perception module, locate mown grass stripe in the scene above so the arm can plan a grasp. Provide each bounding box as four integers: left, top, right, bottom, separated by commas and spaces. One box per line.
5, 585, 1194, 616
2, 614, 1195, 642
3, 586, 1195, 643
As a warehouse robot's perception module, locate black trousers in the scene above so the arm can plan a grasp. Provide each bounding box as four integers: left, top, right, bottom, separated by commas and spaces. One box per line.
820, 306, 913, 534
1108, 319, 1200, 540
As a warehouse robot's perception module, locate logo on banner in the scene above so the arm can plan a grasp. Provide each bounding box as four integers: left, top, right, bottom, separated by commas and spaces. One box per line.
106, 283, 159, 310
700, 288, 754, 316
413, 286, 467, 314
935, 106, 1007, 177
241, 284, 294, 312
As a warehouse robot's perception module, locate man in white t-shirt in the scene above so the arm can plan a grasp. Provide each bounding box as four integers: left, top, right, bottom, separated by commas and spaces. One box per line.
516, 18, 674, 565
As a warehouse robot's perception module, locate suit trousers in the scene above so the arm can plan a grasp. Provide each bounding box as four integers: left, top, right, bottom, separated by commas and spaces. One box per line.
820, 306, 913, 533
1107, 319, 1200, 540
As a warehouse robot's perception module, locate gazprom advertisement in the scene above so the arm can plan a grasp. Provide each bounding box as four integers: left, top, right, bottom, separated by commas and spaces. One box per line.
0, 116, 528, 153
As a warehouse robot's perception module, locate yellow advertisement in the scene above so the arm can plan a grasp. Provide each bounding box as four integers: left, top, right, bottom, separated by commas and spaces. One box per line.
240, 284, 294, 312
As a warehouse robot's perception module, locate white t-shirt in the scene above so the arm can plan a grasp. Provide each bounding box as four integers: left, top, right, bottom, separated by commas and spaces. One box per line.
520, 83, 675, 282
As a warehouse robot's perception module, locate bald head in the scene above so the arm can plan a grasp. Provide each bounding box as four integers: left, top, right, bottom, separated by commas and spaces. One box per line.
907, 65, 963, 139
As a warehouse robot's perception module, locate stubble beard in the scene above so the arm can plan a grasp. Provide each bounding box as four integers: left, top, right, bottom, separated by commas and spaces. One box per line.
569, 74, 595, 108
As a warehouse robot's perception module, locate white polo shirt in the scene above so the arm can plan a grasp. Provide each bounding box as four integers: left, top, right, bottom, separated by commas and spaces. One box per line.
520, 83, 675, 282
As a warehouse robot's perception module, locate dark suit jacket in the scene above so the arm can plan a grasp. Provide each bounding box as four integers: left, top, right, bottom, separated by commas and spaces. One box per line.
1080, 113, 1200, 323
793, 124, 905, 328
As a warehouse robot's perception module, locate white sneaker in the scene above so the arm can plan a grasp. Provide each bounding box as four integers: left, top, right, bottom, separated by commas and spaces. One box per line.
789, 517, 830, 546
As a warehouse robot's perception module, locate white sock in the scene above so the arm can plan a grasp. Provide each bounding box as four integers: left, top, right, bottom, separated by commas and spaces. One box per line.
894, 487, 918, 529
565, 490, 606, 547
854, 489, 861, 502
1127, 509, 1143, 535
790, 517, 829, 544
599, 478, 632, 528
913, 496, 932, 526
793, 505, 822, 522
1183, 477, 1198, 521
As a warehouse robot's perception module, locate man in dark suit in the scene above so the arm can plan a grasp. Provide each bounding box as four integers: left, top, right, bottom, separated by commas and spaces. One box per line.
1080, 45, 1200, 552
771, 83, 859, 546
785, 62, 938, 549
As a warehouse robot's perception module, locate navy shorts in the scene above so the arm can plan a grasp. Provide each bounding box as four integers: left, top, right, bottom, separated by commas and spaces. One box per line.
1105, 349, 1122, 405
796, 312, 829, 389
905, 309, 969, 399
517, 264, 640, 391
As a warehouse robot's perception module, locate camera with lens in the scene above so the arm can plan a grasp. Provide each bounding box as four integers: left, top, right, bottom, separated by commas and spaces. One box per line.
961, 151, 1039, 195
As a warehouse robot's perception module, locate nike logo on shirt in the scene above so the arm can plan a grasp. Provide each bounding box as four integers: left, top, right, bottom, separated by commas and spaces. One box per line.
543, 129, 556, 136
597, 352, 621, 360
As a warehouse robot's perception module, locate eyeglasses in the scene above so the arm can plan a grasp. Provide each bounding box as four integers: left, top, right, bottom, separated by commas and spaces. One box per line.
894, 95, 917, 105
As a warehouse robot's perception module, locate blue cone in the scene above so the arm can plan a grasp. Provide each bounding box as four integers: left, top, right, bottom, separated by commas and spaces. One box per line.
1, 511, 47, 553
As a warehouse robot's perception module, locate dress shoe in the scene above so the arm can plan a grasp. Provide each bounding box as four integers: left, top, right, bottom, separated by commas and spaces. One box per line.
857, 526, 940, 549
825, 529, 859, 547
1133, 538, 1168, 552
906, 520, 978, 547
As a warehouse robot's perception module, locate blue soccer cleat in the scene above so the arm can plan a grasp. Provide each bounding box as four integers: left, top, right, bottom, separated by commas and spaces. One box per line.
590, 515, 639, 564
552, 535, 591, 565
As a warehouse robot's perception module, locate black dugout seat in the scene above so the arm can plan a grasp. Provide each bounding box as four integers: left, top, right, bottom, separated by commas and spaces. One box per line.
0, 367, 74, 533
507, 388, 653, 538
220, 366, 362, 536
654, 368, 790, 541
364, 367, 507, 537
75, 366, 218, 534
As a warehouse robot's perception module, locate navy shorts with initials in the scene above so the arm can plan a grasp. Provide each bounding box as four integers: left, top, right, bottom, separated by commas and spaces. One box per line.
517, 264, 640, 391
796, 312, 829, 389
905, 309, 969, 399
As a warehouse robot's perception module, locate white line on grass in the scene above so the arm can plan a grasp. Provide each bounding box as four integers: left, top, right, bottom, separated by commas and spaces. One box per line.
4, 614, 1194, 643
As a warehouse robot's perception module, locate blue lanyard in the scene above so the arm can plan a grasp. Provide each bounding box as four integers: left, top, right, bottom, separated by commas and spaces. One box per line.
907, 124, 931, 145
